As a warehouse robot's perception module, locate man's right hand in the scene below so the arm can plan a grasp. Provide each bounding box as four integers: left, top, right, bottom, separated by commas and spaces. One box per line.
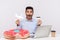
15, 19, 20, 26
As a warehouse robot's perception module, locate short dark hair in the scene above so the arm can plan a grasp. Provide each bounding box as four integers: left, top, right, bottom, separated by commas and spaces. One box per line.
26, 6, 33, 11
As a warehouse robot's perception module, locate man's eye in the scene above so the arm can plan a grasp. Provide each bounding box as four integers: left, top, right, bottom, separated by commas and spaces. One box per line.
27, 11, 29, 13
30, 11, 33, 13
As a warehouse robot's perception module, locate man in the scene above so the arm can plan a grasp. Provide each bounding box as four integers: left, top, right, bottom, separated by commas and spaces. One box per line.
4, 6, 42, 40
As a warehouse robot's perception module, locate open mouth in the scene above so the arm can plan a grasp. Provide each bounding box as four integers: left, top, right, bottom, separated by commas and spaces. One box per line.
27, 15, 32, 17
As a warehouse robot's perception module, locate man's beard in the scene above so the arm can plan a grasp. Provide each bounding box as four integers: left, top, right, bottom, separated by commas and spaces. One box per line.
27, 15, 32, 17
26, 15, 32, 19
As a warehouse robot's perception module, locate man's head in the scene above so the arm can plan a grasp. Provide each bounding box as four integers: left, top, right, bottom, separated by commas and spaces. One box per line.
25, 6, 34, 20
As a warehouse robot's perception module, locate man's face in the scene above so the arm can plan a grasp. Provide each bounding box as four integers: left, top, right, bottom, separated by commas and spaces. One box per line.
25, 9, 33, 18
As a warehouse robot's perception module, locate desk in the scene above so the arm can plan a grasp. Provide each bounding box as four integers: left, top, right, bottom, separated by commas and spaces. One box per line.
0, 34, 60, 40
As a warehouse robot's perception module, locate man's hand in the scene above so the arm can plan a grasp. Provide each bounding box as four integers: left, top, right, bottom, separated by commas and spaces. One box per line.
37, 19, 42, 26
15, 19, 20, 26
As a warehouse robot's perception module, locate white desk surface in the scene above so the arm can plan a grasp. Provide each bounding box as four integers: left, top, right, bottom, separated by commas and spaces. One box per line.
0, 34, 60, 40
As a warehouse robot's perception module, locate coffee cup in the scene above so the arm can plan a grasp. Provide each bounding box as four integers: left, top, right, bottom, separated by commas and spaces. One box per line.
51, 30, 56, 37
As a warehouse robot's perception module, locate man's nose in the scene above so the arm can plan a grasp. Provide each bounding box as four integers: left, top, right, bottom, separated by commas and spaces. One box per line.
28, 11, 30, 13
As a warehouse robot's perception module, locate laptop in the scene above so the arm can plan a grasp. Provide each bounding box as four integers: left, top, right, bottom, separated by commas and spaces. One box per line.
34, 25, 52, 38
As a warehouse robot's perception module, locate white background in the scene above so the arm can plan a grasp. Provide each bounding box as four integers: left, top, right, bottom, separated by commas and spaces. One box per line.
0, 0, 60, 37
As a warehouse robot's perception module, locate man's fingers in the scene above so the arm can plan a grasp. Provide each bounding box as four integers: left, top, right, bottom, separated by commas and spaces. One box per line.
15, 19, 20, 25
